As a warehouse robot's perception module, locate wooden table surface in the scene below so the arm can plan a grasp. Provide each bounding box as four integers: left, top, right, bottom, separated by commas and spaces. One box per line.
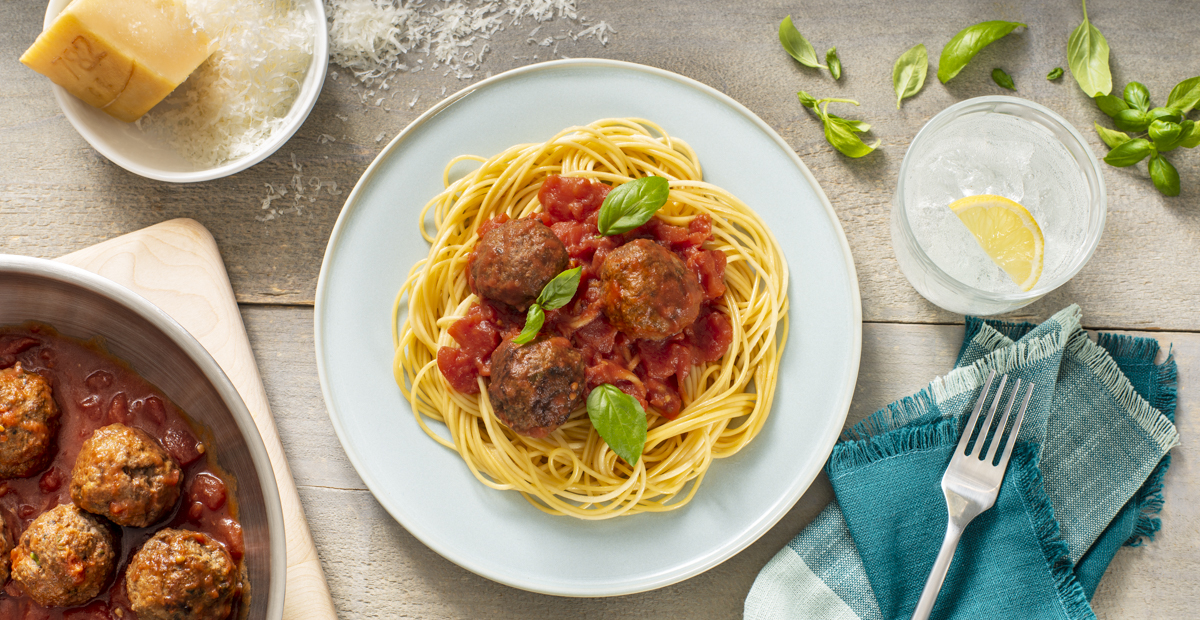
3, 1, 1196, 618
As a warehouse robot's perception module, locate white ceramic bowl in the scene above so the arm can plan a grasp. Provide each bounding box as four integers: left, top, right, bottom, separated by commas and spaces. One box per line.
41, 0, 328, 183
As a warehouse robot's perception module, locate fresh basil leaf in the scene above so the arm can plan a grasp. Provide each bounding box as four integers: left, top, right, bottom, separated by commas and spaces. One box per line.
827, 47, 842, 80
512, 304, 545, 345
1047, 67, 1064, 81
828, 115, 871, 132
824, 113, 880, 158
1147, 107, 1183, 125
1165, 76, 1200, 114
1103, 138, 1153, 167
1181, 120, 1200, 149
1148, 155, 1181, 197
586, 384, 648, 466
937, 21, 1025, 84
893, 43, 928, 109
536, 266, 582, 310
1094, 95, 1129, 118
1113, 109, 1150, 133
779, 16, 826, 69
1068, 0, 1112, 97
992, 68, 1016, 90
1149, 120, 1183, 152
1123, 82, 1151, 113
1094, 123, 1130, 149
797, 90, 818, 109
597, 176, 670, 236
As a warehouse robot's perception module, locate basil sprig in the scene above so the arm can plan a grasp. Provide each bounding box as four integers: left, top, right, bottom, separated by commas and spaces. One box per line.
826, 47, 842, 80
937, 20, 1026, 84
1067, 0, 1112, 97
778, 16, 826, 70
892, 44, 928, 109
512, 266, 582, 345
1047, 67, 1063, 81
798, 91, 879, 158
586, 384, 648, 466
991, 68, 1016, 91
1149, 155, 1181, 197
597, 176, 670, 236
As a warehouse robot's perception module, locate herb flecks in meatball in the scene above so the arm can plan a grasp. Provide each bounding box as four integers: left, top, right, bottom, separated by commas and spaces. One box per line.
488, 337, 586, 438
126, 528, 240, 620
470, 217, 570, 310
0, 363, 60, 479
11, 504, 116, 607
600, 239, 704, 341
71, 423, 183, 528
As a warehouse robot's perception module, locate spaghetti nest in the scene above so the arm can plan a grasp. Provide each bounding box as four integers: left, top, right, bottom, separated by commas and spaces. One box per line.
392, 118, 789, 519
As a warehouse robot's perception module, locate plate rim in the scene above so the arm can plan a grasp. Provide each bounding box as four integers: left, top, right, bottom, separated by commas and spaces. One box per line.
314, 58, 863, 597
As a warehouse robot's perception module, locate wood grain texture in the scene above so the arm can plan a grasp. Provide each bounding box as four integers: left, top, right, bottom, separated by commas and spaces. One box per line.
54, 220, 337, 620
241, 308, 1196, 619
3, 0, 1199, 329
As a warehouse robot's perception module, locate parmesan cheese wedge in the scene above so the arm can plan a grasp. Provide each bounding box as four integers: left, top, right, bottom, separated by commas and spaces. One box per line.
20, 0, 213, 123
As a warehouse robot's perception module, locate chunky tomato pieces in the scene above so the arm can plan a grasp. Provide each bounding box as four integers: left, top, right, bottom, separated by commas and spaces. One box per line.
437, 175, 732, 418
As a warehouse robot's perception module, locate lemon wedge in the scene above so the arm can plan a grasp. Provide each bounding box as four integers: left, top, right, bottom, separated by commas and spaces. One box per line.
948, 194, 1044, 291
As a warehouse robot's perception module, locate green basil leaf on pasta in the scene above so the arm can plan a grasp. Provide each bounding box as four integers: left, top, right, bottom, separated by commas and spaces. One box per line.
1047, 67, 1063, 81
1094, 123, 1131, 149
893, 43, 928, 109
826, 47, 842, 80
512, 304, 545, 345
597, 176, 670, 236
1123, 82, 1151, 113
778, 16, 826, 69
1166, 76, 1200, 114
937, 21, 1025, 84
1094, 94, 1129, 118
536, 266, 582, 310
1103, 138, 1153, 167
1068, 0, 1112, 97
991, 68, 1016, 90
1148, 155, 1181, 197
586, 384, 648, 466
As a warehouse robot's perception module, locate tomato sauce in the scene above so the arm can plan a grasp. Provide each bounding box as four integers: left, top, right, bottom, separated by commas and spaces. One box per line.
437, 175, 733, 419
0, 325, 244, 620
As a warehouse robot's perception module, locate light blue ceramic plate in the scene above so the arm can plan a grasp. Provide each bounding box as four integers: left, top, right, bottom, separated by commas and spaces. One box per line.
315, 59, 861, 597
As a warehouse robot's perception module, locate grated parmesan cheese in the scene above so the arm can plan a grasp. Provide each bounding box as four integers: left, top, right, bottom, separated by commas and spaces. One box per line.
140, 0, 316, 168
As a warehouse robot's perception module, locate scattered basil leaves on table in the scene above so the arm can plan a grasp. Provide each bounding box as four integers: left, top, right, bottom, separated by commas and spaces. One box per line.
512, 267, 582, 345
597, 176, 669, 235
1095, 94, 1129, 118
1182, 122, 1200, 149
586, 384, 648, 466
992, 68, 1016, 90
892, 44, 928, 109
1103, 139, 1153, 167
937, 20, 1026, 83
827, 47, 842, 80
1094, 123, 1131, 149
1149, 155, 1181, 196
1124, 82, 1151, 113
1149, 120, 1184, 151
1068, 0, 1112, 97
1114, 108, 1150, 133
798, 91, 879, 158
1147, 107, 1182, 124
1047, 67, 1064, 81
779, 16, 826, 70
1166, 76, 1200, 114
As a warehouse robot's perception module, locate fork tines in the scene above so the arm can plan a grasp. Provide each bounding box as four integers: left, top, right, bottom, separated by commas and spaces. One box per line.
958, 370, 1034, 466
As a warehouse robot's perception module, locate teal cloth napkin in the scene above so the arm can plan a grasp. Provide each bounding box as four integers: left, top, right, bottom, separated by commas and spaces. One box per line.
745, 306, 1178, 620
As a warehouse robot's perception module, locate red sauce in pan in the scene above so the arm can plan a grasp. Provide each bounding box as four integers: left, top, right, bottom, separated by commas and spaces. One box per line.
0, 325, 244, 620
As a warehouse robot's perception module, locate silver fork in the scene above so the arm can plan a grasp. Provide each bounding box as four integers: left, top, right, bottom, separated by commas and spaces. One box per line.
911, 370, 1034, 620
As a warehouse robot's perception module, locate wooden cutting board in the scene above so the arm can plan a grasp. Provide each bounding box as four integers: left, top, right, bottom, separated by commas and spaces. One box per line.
56, 218, 336, 620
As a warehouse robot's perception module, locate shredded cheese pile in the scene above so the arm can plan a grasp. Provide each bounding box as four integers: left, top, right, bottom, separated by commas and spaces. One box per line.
139, 0, 316, 168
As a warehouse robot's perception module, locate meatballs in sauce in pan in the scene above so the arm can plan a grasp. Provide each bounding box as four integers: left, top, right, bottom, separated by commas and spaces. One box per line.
0, 326, 245, 619
438, 175, 733, 436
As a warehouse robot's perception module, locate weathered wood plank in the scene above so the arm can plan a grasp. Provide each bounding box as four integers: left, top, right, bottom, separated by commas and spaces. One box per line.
3, 1, 1199, 329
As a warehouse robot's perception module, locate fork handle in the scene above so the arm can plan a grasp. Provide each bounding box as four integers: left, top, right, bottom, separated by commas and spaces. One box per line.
911, 522, 965, 620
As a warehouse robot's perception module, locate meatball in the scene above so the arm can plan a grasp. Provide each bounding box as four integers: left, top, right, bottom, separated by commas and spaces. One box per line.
10, 504, 116, 607
470, 218, 570, 310
71, 423, 183, 528
126, 529, 240, 620
0, 363, 60, 478
0, 515, 12, 584
600, 239, 704, 340
488, 337, 586, 438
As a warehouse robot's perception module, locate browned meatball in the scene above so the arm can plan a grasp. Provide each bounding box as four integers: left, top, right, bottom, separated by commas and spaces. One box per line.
488, 337, 586, 438
600, 239, 704, 340
10, 504, 116, 607
71, 423, 183, 528
0, 514, 12, 584
0, 363, 60, 478
126, 528, 240, 620
470, 218, 570, 310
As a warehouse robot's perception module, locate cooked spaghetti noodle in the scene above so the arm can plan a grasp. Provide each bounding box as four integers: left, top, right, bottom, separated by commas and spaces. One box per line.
392, 118, 789, 519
